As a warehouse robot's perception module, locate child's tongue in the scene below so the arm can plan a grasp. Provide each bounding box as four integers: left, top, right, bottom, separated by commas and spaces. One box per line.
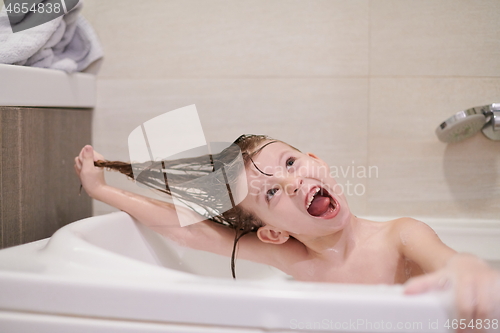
307, 194, 330, 216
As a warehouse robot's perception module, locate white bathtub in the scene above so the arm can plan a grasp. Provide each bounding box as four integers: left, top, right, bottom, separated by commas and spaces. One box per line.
0, 212, 499, 333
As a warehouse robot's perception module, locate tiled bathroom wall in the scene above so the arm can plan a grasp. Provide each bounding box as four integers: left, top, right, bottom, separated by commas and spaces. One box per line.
81, 0, 500, 220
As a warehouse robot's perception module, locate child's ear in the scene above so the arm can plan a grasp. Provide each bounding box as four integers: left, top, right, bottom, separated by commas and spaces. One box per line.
256, 226, 289, 244
307, 152, 328, 167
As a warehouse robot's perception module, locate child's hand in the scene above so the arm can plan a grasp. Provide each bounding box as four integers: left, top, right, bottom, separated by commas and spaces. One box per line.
404, 253, 500, 332
74, 145, 107, 198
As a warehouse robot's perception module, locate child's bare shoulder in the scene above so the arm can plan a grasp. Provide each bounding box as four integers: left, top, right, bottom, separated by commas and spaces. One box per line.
387, 217, 452, 256
385, 217, 456, 271
384, 217, 439, 246
387, 217, 434, 233
360, 217, 430, 235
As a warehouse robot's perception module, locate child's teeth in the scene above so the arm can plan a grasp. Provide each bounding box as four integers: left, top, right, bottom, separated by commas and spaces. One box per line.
306, 188, 321, 209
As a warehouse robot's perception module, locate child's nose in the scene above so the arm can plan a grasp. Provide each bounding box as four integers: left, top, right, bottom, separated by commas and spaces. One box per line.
280, 176, 303, 195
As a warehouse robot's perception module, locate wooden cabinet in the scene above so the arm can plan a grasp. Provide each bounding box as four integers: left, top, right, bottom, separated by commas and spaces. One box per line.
0, 107, 92, 248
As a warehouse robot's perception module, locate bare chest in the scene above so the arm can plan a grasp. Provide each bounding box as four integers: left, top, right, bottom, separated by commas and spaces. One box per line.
289, 243, 416, 285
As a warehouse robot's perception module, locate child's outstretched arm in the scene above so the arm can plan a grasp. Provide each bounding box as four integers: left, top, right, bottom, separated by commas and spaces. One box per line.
74, 145, 190, 239
74, 145, 302, 272
398, 218, 500, 331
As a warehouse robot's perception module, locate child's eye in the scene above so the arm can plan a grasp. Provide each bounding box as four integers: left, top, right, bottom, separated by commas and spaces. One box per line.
266, 188, 279, 202
286, 157, 296, 168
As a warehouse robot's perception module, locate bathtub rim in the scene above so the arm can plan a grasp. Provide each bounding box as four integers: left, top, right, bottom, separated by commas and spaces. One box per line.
0, 211, 459, 332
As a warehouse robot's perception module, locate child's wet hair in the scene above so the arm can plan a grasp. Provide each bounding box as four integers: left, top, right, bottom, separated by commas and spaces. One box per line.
94, 134, 285, 278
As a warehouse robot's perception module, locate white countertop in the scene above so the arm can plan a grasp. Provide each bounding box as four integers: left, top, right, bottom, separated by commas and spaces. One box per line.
0, 64, 96, 108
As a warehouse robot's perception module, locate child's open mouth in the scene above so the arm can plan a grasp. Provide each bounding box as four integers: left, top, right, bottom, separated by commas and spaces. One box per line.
305, 187, 339, 219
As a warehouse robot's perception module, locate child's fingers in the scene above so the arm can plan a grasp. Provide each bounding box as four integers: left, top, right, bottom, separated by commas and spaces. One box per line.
74, 145, 107, 198
81, 145, 96, 169
74, 157, 82, 174
79, 145, 104, 163
474, 281, 492, 331
403, 270, 447, 295
74, 156, 81, 169
78, 145, 87, 160
73, 162, 80, 176
93, 150, 105, 161
454, 277, 475, 331
469, 273, 499, 330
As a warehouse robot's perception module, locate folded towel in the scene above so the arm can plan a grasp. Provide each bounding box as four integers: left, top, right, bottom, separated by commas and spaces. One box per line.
0, 0, 103, 73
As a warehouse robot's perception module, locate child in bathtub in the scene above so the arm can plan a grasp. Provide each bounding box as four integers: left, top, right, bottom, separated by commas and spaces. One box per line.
74, 134, 499, 329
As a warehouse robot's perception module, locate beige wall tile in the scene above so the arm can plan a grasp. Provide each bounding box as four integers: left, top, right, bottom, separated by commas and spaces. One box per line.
82, 0, 369, 79
83, 0, 500, 222
371, 0, 500, 77
368, 78, 500, 219
92, 78, 369, 216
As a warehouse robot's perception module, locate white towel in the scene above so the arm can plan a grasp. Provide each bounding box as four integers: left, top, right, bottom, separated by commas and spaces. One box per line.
0, 0, 103, 73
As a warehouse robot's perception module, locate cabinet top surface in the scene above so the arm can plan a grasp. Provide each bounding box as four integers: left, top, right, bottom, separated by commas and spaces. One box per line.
0, 64, 96, 108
